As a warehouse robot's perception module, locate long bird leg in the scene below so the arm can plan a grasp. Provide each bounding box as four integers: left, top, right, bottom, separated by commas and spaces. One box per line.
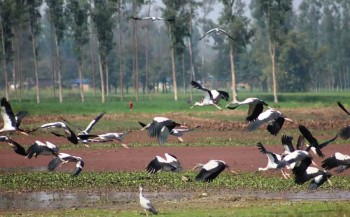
311, 160, 319, 167
327, 179, 333, 186
281, 169, 291, 179
212, 103, 223, 110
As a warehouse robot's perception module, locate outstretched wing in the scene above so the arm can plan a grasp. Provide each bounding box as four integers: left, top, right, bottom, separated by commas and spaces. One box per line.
337, 101, 350, 115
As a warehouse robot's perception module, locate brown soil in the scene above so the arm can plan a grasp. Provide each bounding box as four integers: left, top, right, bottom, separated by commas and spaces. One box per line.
1, 130, 350, 175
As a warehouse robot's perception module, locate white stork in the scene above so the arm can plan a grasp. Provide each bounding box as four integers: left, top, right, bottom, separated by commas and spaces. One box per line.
140, 117, 185, 145
198, 28, 234, 41
248, 108, 293, 136
131, 16, 174, 22
277, 150, 312, 170
30, 122, 78, 144
26, 140, 59, 159
336, 101, 350, 139
139, 121, 200, 143
256, 142, 290, 179
298, 124, 338, 158
292, 156, 332, 189
190, 80, 229, 110
146, 153, 183, 174
193, 160, 238, 182
226, 97, 268, 121
0, 97, 28, 135
48, 153, 84, 177
139, 186, 158, 216
61, 112, 105, 144
322, 152, 350, 173
89, 131, 130, 148
0, 135, 27, 156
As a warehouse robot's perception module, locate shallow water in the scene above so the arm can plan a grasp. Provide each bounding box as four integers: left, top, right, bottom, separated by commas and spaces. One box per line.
1, 190, 350, 210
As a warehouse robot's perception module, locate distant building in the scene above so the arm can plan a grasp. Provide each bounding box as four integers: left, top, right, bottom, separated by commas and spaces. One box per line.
71, 78, 90, 91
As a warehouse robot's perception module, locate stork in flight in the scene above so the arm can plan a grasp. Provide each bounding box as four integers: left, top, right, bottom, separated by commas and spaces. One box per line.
226, 97, 268, 121
140, 117, 185, 145
298, 124, 338, 158
193, 160, 238, 182
322, 152, 350, 173
0, 97, 29, 135
199, 28, 234, 41
190, 80, 229, 110
248, 108, 293, 136
146, 153, 183, 174
26, 140, 59, 159
130, 16, 174, 22
336, 101, 350, 139
30, 122, 78, 144
0, 135, 27, 156
48, 153, 84, 177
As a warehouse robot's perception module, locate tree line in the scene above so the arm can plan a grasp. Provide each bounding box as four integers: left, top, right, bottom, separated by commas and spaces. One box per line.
0, 0, 349, 103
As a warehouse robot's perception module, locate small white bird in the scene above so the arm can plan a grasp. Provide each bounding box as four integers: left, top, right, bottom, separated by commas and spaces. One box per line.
190, 80, 229, 110
139, 186, 158, 216
322, 152, 350, 173
26, 140, 59, 159
193, 160, 238, 182
248, 108, 293, 136
226, 97, 268, 121
146, 153, 183, 174
0, 97, 28, 135
48, 153, 84, 177
199, 28, 234, 41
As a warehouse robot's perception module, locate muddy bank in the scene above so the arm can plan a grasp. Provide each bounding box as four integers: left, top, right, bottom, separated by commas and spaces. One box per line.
1, 189, 350, 211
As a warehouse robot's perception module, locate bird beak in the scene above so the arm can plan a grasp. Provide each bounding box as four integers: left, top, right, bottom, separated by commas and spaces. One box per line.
177, 137, 184, 143
285, 118, 293, 122
121, 143, 129, 149
229, 169, 238, 175
191, 164, 200, 171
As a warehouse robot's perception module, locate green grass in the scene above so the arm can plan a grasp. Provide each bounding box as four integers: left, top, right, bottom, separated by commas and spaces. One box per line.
7, 91, 350, 115
1, 171, 349, 192
3, 200, 350, 216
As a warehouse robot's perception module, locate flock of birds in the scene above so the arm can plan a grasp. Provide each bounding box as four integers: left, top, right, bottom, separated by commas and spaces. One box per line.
2, 79, 350, 215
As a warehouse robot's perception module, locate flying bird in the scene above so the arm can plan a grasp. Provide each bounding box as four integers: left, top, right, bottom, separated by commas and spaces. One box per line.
298, 124, 338, 158
0, 135, 27, 156
190, 80, 229, 110
26, 140, 59, 159
256, 142, 291, 179
139, 186, 158, 216
193, 160, 238, 182
292, 156, 332, 190
226, 97, 268, 121
140, 117, 185, 145
337, 101, 350, 139
30, 122, 78, 144
199, 28, 234, 41
48, 153, 84, 177
248, 108, 293, 136
0, 97, 28, 135
130, 16, 174, 22
322, 152, 350, 173
139, 121, 200, 143
146, 153, 183, 174
89, 132, 130, 148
